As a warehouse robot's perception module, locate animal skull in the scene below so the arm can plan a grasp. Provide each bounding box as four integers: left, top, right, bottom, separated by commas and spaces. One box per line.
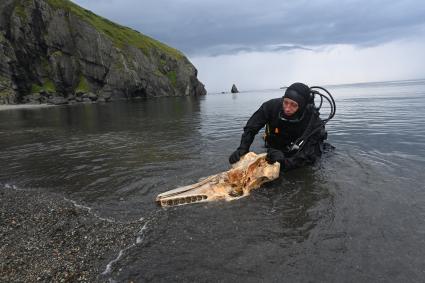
156, 152, 280, 207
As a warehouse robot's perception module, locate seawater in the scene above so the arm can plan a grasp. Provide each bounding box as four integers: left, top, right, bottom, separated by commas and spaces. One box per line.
1, 79, 425, 281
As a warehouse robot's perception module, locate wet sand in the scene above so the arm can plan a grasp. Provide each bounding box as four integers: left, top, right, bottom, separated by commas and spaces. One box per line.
0, 187, 143, 282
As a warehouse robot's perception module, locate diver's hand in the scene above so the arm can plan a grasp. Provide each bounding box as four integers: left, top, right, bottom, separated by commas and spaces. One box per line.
266, 148, 285, 164
229, 148, 248, 164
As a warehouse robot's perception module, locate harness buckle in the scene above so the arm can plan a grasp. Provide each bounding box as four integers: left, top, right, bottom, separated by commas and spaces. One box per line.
289, 140, 304, 152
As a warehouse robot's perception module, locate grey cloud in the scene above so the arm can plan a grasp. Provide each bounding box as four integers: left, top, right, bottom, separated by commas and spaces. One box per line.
204, 44, 312, 57
73, 0, 425, 56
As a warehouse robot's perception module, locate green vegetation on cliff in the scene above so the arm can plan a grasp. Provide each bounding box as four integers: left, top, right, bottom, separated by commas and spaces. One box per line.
0, 76, 12, 98
76, 75, 89, 93
167, 71, 177, 87
0, 91, 9, 98
46, 0, 183, 60
13, 0, 30, 21
31, 79, 56, 93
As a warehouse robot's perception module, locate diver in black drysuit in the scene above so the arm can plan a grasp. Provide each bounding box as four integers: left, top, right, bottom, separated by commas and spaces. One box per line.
229, 82, 327, 171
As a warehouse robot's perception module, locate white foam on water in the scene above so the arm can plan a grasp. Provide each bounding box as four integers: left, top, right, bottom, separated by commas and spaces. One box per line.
63, 197, 116, 223
64, 197, 92, 211
136, 221, 149, 244
101, 220, 150, 277
102, 247, 128, 275
3, 183, 22, 191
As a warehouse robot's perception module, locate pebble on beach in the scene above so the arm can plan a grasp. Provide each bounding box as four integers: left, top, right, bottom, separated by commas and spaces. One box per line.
0, 187, 143, 282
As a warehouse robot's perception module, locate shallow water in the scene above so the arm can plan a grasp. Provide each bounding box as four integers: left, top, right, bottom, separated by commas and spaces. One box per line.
1, 79, 425, 281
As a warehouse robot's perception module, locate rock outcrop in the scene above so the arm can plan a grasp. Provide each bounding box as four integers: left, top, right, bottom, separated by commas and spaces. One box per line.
231, 84, 239, 93
0, 0, 206, 104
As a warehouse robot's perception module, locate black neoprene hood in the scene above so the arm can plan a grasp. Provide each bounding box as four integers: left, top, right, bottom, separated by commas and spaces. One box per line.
283, 82, 310, 110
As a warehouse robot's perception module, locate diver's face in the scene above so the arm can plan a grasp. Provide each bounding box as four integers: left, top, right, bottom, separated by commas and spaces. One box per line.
283, 98, 299, 116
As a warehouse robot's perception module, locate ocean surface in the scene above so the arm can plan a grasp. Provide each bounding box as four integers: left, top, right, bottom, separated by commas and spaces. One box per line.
1, 79, 425, 282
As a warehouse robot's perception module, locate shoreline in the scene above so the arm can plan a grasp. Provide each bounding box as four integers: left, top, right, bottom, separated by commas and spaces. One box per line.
0, 104, 56, 111
0, 186, 143, 282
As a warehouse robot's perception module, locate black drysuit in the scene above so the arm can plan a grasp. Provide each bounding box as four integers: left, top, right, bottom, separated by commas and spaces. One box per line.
237, 98, 326, 171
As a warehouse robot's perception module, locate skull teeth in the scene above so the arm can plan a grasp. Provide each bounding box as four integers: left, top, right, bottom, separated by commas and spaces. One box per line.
160, 195, 208, 207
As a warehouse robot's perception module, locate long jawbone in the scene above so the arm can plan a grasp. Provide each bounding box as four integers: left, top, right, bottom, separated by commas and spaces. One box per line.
156, 152, 280, 207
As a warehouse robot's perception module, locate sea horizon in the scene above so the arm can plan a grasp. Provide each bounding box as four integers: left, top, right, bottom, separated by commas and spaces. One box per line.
209, 77, 425, 94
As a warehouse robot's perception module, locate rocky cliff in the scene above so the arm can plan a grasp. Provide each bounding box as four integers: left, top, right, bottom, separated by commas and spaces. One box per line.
0, 0, 206, 104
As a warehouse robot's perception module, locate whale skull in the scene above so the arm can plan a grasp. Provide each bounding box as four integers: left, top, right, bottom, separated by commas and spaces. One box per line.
156, 152, 280, 207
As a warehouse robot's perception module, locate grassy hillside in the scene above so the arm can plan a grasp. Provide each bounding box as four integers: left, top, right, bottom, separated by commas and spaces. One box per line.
46, 0, 183, 59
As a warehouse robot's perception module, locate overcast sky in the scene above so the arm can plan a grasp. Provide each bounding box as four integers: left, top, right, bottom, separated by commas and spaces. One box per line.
73, 0, 425, 92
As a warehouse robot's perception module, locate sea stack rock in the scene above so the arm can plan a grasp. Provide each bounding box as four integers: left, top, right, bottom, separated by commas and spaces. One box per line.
231, 84, 239, 93
0, 0, 206, 104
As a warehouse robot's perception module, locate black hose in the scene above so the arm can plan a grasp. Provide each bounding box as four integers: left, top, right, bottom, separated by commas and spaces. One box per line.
310, 86, 336, 123
289, 86, 336, 151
